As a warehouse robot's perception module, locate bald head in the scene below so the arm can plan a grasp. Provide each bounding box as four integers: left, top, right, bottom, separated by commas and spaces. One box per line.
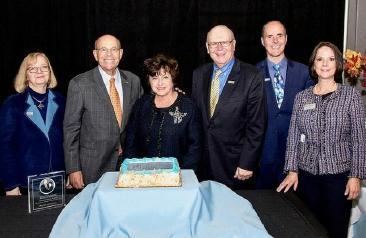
261, 21, 287, 63
93, 34, 123, 76
94, 34, 121, 50
261, 21, 286, 37
206, 25, 235, 43
206, 25, 236, 68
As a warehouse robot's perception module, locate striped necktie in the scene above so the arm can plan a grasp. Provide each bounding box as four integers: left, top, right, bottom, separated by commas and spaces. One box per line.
209, 69, 222, 117
273, 64, 285, 108
109, 77, 122, 127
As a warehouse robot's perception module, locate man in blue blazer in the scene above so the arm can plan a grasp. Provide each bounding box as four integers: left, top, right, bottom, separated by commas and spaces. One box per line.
256, 21, 314, 189
192, 25, 266, 189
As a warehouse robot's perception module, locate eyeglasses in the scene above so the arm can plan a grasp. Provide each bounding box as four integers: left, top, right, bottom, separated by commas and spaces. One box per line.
96, 47, 120, 54
207, 40, 233, 48
27, 66, 50, 73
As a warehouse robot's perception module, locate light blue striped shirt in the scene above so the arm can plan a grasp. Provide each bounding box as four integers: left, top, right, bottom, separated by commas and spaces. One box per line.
213, 59, 235, 95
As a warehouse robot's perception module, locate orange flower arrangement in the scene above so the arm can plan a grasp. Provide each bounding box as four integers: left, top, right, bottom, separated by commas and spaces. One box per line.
344, 49, 366, 86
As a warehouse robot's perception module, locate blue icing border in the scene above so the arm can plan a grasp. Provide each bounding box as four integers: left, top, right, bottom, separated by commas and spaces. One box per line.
121, 157, 180, 174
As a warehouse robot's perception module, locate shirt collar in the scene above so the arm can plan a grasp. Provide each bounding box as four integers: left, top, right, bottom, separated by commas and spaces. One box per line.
98, 66, 121, 83
213, 58, 235, 73
267, 57, 287, 69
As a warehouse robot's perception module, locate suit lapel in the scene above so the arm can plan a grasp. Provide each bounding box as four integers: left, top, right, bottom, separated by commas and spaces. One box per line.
281, 60, 296, 110
25, 94, 49, 140
202, 64, 213, 121
92, 67, 120, 128
92, 67, 112, 107
259, 60, 280, 112
120, 70, 130, 131
45, 91, 58, 134
211, 60, 239, 118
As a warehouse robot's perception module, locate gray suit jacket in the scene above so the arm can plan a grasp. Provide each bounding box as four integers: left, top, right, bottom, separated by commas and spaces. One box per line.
63, 67, 143, 184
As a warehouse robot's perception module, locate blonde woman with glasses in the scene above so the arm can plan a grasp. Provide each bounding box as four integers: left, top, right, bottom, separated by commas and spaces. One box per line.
0, 52, 65, 196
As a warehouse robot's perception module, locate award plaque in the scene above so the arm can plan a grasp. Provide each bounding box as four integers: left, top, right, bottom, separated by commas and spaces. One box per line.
28, 171, 65, 213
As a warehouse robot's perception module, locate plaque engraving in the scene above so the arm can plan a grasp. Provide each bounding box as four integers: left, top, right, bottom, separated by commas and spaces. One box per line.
28, 171, 65, 213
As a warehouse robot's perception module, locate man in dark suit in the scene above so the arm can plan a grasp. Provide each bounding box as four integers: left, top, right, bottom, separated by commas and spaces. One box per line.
63, 34, 143, 188
192, 25, 266, 189
256, 21, 313, 189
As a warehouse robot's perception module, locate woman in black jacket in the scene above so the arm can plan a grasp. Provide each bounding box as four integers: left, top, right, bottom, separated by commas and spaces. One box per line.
123, 54, 201, 171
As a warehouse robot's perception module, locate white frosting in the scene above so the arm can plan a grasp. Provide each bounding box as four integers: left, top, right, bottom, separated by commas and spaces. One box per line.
116, 172, 181, 188
116, 157, 182, 188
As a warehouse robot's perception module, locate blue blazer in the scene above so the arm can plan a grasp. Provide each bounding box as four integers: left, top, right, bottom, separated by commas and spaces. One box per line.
256, 60, 313, 165
0, 89, 65, 190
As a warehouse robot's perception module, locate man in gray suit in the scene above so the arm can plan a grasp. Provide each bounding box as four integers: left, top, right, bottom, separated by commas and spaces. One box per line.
64, 34, 143, 189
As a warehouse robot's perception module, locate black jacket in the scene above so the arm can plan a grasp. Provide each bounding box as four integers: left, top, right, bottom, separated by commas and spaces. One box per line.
123, 93, 202, 171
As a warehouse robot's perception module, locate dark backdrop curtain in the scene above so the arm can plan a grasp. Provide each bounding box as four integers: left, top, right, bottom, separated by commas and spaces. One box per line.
0, 0, 345, 103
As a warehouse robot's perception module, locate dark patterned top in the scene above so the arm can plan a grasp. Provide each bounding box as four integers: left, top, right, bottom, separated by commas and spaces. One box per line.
123, 93, 202, 171
284, 84, 366, 178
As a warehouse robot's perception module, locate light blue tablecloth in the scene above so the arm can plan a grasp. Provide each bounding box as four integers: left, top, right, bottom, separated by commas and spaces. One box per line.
50, 170, 271, 238
352, 181, 366, 238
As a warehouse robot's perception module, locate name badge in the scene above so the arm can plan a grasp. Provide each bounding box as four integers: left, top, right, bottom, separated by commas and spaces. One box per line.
26, 111, 33, 116
227, 80, 235, 84
300, 134, 306, 143
264, 78, 271, 82
303, 103, 316, 110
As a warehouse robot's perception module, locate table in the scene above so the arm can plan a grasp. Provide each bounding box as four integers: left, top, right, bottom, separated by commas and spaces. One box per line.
348, 181, 366, 238
50, 171, 270, 238
237, 190, 327, 237
0, 181, 327, 238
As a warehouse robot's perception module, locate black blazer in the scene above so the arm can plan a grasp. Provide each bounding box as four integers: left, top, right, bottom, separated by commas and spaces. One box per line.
123, 94, 201, 171
192, 59, 267, 187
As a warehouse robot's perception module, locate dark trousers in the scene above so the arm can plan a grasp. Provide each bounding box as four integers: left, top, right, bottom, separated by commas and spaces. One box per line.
256, 162, 286, 189
298, 170, 352, 238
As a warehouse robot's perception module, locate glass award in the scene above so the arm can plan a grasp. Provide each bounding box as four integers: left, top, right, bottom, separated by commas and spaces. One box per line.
27, 170, 65, 213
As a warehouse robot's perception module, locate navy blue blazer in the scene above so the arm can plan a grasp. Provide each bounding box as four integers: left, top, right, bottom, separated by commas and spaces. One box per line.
0, 89, 65, 190
256, 59, 314, 165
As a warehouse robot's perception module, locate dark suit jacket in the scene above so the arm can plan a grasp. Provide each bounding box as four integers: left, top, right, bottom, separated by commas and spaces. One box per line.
256, 60, 313, 166
192, 59, 267, 187
123, 94, 202, 170
0, 89, 65, 190
63, 67, 143, 184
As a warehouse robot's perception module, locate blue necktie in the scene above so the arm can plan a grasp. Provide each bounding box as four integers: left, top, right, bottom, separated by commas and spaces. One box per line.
273, 64, 285, 108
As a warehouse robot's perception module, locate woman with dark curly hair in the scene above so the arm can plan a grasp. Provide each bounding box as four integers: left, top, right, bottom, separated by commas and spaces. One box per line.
123, 54, 201, 171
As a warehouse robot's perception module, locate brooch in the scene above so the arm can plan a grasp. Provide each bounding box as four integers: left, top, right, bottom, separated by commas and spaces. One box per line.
169, 106, 187, 124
